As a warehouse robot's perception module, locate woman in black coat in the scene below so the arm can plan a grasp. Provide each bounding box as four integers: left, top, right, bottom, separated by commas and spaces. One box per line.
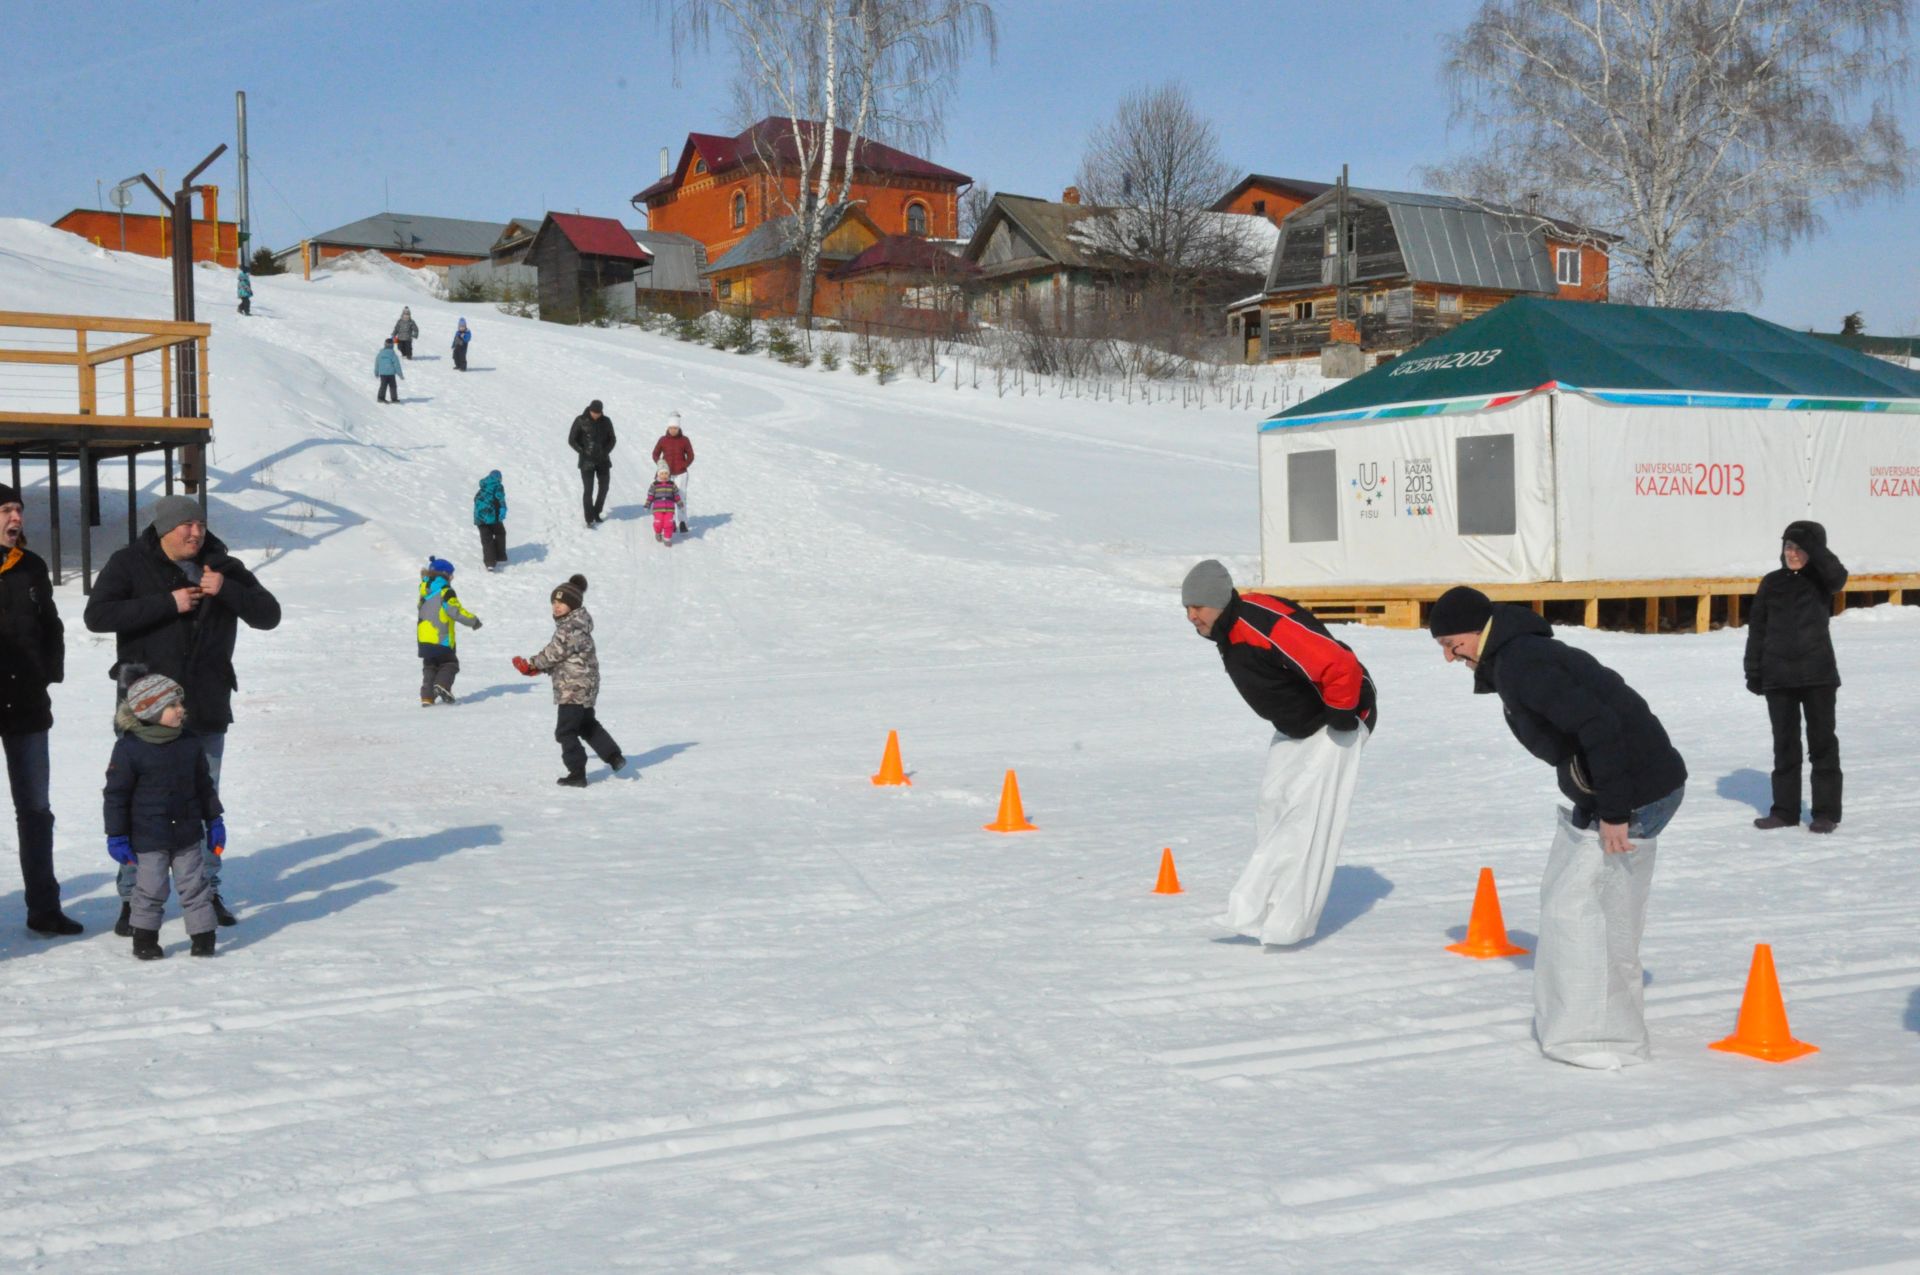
1744, 520, 1847, 833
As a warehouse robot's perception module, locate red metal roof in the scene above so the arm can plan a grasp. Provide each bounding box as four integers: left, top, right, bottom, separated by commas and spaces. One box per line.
831, 235, 978, 279
634, 118, 970, 204
544, 212, 651, 261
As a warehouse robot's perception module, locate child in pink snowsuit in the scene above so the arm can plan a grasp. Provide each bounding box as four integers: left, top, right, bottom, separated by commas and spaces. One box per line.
648, 464, 684, 544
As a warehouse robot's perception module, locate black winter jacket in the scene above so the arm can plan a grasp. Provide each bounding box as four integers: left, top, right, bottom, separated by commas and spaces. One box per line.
568, 411, 617, 469
1744, 520, 1847, 693
1209, 590, 1378, 739
82, 529, 281, 734
1475, 605, 1686, 824
0, 545, 64, 735
103, 729, 222, 854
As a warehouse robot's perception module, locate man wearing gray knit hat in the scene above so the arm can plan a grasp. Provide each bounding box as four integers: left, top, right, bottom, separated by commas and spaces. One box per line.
1183, 559, 1378, 947
85, 495, 281, 932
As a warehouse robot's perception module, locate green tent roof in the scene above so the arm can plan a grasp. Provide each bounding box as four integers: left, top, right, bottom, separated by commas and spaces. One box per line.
1264, 296, 1920, 431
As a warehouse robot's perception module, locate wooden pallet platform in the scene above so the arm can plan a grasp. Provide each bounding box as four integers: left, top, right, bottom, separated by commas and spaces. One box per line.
1263, 575, 1920, 633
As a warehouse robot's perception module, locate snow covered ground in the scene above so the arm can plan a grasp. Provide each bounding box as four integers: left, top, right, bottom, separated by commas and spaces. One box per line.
2, 219, 1918, 1272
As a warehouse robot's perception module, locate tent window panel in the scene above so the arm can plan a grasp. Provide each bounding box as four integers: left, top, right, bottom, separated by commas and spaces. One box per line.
1287, 450, 1339, 543
1456, 434, 1516, 536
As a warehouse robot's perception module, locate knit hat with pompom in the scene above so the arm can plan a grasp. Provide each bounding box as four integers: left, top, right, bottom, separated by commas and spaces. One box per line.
552, 574, 587, 611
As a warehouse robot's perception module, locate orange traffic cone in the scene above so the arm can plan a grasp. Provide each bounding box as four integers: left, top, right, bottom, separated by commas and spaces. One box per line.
1153, 848, 1182, 895
1710, 944, 1819, 1062
982, 769, 1036, 833
870, 730, 910, 787
1445, 867, 1529, 958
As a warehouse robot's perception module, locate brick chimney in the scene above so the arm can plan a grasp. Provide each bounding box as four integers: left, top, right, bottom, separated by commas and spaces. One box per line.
1061, 186, 1081, 206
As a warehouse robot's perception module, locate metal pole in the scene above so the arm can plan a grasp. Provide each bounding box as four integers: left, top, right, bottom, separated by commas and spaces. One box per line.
164, 447, 175, 495
127, 453, 138, 544
236, 91, 251, 269
46, 449, 60, 587
79, 443, 93, 593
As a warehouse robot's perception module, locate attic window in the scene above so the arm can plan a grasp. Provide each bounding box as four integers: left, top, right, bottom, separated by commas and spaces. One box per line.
1252, 199, 1266, 216
694, 158, 707, 174
1323, 220, 1355, 257
732, 191, 747, 228
1437, 292, 1462, 315
1556, 247, 1582, 286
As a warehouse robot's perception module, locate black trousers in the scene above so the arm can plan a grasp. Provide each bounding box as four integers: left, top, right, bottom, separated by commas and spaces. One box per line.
397, 339, 413, 358
580, 463, 610, 523
378, 375, 399, 403
1766, 685, 1842, 823
453, 341, 467, 370
555, 704, 620, 775
478, 522, 507, 568
237, 297, 251, 315
421, 650, 459, 701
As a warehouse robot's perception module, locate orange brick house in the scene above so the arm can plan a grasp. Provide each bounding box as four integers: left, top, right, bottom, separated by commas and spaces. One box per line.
55, 193, 240, 268
1211, 174, 1333, 226
632, 118, 971, 265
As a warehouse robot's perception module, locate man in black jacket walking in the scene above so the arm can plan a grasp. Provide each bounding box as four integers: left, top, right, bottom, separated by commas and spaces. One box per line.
1745, 520, 1846, 833
568, 400, 616, 527
0, 485, 80, 937
84, 495, 281, 931
1184, 559, 1378, 947
1431, 586, 1686, 1069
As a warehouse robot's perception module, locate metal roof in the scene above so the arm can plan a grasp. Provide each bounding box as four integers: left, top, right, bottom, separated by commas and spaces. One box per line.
636, 119, 970, 204
307, 211, 507, 258
703, 206, 871, 275
1384, 198, 1555, 292
541, 213, 651, 261
629, 229, 707, 292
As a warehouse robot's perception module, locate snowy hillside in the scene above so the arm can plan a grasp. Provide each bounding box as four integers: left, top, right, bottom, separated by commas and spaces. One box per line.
1, 220, 1918, 1272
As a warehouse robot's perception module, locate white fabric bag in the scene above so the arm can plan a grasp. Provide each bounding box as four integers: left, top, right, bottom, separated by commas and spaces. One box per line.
1221, 724, 1369, 946
1533, 807, 1659, 1068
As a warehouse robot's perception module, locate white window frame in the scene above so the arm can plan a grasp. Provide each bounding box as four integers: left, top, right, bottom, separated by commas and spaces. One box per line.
1436, 292, 1462, 316
1556, 247, 1582, 286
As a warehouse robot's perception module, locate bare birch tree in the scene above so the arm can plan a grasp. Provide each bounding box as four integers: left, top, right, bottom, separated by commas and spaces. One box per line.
664, 0, 996, 329
1426, 0, 1912, 308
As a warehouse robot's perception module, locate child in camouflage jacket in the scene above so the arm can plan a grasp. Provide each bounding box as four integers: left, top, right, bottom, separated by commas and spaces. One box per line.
513, 574, 625, 786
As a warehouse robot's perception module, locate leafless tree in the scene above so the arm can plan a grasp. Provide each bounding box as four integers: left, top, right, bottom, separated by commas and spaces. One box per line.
664, 0, 996, 330
1426, 0, 1912, 308
958, 183, 993, 239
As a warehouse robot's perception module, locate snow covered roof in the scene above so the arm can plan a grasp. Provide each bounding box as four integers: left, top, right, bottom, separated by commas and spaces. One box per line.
1067, 208, 1278, 276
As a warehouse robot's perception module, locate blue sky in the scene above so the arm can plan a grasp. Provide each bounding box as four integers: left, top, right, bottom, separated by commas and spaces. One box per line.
5, 0, 1915, 333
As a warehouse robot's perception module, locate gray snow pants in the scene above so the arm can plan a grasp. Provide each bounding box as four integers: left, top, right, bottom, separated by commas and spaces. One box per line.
132, 843, 216, 935
117, 734, 225, 900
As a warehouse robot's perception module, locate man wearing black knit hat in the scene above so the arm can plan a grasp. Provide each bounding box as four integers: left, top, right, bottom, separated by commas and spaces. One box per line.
1183, 558, 1377, 947
0, 483, 80, 937
1430, 585, 1686, 1069
568, 400, 617, 528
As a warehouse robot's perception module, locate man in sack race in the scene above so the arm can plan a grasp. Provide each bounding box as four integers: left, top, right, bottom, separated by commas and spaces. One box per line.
1429, 586, 1686, 1070
1182, 559, 1378, 947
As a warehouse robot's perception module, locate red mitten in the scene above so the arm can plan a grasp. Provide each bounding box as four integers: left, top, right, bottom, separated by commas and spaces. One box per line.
513, 655, 538, 677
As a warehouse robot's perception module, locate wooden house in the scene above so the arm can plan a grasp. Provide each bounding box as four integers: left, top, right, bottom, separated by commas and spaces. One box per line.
631, 229, 709, 314
488, 217, 547, 266
1211, 174, 1333, 225
1231, 187, 1611, 364
828, 234, 978, 331
633, 118, 970, 262
269, 212, 507, 274
526, 213, 651, 323
700, 205, 885, 313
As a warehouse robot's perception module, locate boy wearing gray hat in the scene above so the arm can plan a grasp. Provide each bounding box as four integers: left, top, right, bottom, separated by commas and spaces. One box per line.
1182, 559, 1377, 947
105, 674, 224, 958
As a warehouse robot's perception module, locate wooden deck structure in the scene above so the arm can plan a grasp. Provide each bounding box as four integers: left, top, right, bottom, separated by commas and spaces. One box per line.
0, 310, 213, 592
1268, 576, 1920, 633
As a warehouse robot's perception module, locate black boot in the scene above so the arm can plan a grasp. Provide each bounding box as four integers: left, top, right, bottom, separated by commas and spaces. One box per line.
556, 772, 588, 788
1753, 814, 1796, 830
212, 895, 238, 927
132, 927, 164, 960
190, 931, 216, 957
608, 754, 627, 772
678, 520, 688, 533
114, 901, 133, 937
26, 910, 83, 937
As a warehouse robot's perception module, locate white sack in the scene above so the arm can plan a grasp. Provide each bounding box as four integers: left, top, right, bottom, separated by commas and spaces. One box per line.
1221, 724, 1369, 946
1534, 807, 1658, 1067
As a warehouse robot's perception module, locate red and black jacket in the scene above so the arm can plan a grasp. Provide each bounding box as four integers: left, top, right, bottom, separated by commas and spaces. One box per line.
1210, 591, 1377, 739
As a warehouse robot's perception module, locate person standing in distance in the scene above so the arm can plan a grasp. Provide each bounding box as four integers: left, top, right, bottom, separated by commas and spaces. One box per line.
569, 400, 617, 527
1430, 586, 1685, 1069
1183, 559, 1377, 947
1745, 520, 1847, 833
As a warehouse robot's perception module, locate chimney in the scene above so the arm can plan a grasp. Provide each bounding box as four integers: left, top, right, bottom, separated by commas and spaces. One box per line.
1061, 186, 1081, 205
660, 147, 671, 178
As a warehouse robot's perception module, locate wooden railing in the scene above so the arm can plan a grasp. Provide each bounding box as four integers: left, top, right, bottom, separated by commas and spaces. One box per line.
0, 310, 211, 431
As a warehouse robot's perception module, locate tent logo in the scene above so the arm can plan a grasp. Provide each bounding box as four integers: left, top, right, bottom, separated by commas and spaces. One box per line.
1352, 462, 1385, 517
1401, 458, 1437, 517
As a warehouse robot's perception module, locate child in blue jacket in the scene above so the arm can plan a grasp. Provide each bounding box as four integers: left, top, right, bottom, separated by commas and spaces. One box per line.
474, 470, 508, 570
375, 338, 404, 403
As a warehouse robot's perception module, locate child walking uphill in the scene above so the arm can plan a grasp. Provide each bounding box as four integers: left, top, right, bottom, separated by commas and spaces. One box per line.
473, 470, 508, 570
104, 674, 224, 959
418, 557, 481, 705
375, 338, 404, 404
648, 464, 684, 545
514, 575, 625, 787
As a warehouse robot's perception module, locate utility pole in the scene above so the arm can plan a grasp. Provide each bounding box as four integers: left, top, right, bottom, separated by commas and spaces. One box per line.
1336, 163, 1350, 322
235, 91, 251, 270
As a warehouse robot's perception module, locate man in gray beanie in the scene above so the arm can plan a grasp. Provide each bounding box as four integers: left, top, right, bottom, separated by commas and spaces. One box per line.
85, 495, 281, 933
1183, 559, 1378, 946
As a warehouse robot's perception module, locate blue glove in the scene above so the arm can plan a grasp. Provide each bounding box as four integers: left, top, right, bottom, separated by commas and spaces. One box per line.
107, 835, 135, 866
207, 817, 227, 856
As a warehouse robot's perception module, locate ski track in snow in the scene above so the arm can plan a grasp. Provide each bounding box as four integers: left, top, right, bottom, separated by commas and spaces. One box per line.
1, 222, 1918, 1272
